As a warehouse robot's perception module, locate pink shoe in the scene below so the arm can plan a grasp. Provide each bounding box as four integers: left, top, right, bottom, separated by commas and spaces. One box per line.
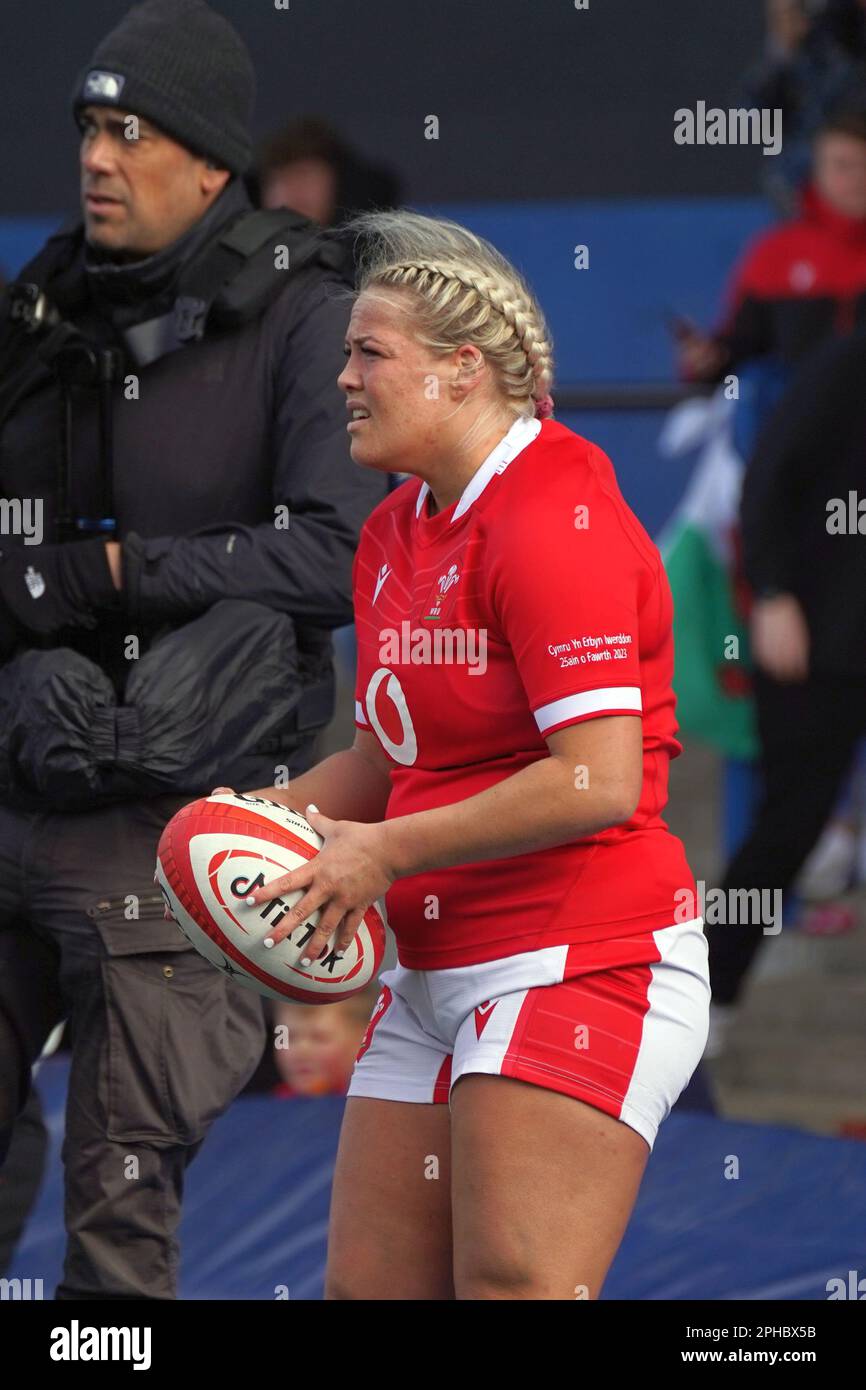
800, 902, 857, 936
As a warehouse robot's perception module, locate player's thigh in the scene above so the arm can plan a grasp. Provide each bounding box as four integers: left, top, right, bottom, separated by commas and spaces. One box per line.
450, 1075, 648, 1300
325, 1096, 454, 1300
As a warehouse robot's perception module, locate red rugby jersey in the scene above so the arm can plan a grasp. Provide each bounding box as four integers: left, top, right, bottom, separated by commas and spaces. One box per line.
353, 415, 695, 969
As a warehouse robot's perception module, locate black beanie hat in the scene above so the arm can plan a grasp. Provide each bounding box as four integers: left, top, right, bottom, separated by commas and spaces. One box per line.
72, 0, 255, 175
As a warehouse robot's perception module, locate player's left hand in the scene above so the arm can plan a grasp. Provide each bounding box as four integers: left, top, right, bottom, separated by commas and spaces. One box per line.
245, 805, 395, 963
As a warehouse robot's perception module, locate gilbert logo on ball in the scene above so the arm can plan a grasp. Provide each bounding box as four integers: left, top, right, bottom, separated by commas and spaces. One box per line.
155, 793, 386, 1004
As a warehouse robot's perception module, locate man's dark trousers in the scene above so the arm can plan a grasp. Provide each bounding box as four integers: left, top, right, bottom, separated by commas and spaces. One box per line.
0, 763, 320, 1298
705, 669, 866, 1005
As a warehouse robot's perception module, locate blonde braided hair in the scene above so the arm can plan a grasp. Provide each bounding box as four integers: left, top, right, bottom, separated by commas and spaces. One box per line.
345, 211, 554, 426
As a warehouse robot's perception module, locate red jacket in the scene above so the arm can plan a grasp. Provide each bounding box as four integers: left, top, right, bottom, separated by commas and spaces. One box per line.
718, 185, 866, 367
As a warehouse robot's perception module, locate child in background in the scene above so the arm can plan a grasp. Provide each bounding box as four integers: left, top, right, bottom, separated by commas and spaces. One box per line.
272, 984, 382, 1098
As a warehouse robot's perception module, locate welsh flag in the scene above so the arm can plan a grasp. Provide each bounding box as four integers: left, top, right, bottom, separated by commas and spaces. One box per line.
657, 388, 758, 760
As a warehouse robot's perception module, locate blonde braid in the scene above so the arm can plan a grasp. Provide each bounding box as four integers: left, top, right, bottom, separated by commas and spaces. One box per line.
383, 259, 553, 401
346, 211, 555, 416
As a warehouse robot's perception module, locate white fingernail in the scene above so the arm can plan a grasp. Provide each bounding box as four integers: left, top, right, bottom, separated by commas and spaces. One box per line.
306, 803, 319, 814
300, 956, 312, 966
245, 895, 256, 906
263, 938, 275, 949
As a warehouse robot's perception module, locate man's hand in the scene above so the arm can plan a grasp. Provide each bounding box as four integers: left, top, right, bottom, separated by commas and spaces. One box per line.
105, 540, 122, 590
751, 592, 810, 682
677, 329, 728, 382
0, 537, 119, 637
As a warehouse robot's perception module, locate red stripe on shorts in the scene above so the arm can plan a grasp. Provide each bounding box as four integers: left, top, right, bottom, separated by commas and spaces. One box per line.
355, 983, 393, 1063
499, 957, 655, 1120
433, 1053, 453, 1104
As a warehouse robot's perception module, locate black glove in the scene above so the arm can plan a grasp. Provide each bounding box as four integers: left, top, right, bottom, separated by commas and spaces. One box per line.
0, 538, 119, 638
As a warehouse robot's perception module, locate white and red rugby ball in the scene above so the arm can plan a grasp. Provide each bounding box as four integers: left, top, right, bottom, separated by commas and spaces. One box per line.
155, 792, 387, 1004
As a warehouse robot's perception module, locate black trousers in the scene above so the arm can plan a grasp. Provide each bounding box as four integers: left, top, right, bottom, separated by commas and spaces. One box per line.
0, 780, 297, 1299
0, 1087, 48, 1274
706, 670, 866, 1006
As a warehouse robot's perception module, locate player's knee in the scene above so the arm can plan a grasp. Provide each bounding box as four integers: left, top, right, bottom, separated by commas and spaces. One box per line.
323, 1268, 364, 1300
324, 1243, 390, 1300
453, 1251, 539, 1301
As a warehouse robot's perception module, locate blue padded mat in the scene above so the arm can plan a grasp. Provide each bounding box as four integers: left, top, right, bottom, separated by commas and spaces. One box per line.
8, 1056, 865, 1300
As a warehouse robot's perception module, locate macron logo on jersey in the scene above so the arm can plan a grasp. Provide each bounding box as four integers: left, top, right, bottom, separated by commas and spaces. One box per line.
373, 563, 392, 605
474, 999, 498, 1039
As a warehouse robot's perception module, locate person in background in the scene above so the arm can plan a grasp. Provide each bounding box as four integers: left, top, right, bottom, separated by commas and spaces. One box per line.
675, 104, 866, 963
739, 0, 866, 210
677, 107, 866, 382
0, 0, 385, 1300
272, 985, 382, 1098
254, 116, 404, 733
255, 116, 401, 228
705, 327, 866, 1045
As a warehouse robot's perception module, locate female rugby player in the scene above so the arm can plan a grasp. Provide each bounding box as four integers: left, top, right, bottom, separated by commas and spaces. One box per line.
221, 210, 710, 1300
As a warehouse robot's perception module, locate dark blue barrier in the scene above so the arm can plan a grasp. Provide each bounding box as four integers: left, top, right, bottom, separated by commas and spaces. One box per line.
1, 199, 775, 536
10, 1056, 866, 1300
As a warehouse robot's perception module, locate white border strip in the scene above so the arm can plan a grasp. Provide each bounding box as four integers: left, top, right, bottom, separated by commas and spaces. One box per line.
534, 686, 642, 732
416, 416, 542, 521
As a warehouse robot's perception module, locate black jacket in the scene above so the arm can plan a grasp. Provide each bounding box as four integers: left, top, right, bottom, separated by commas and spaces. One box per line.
741, 328, 866, 680
0, 182, 386, 809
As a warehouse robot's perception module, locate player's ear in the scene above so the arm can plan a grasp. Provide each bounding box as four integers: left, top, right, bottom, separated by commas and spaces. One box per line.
453, 345, 484, 394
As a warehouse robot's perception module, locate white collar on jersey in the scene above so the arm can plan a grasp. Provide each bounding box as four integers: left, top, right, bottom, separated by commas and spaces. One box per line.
415, 414, 542, 523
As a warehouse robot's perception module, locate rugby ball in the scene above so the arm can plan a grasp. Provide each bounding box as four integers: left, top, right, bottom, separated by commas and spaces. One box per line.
155, 792, 387, 1004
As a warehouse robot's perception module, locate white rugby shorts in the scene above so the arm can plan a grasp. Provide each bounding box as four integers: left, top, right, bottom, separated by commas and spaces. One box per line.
348, 916, 710, 1150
